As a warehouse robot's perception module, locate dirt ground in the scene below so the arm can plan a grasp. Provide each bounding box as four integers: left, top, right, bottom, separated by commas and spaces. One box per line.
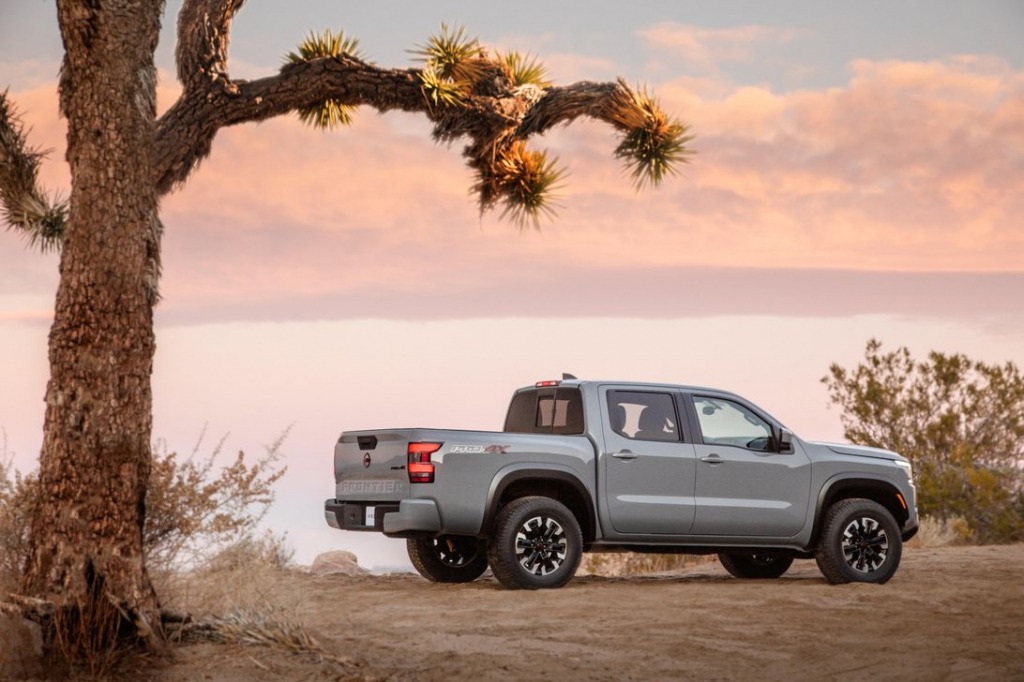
149, 544, 1024, 682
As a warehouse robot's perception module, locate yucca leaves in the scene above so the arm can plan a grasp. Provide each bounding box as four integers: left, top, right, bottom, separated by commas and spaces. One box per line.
486, 142, 565, 229
284, 29, 364, 129
411, 24, 489, 109
615, 121, 693, 189
608, 80, 694, 189
0, 90, 66, 251
498, 51, 551, 88
285, 28, 365, 64
411, 23, 486, 83
418, 66, 467, 108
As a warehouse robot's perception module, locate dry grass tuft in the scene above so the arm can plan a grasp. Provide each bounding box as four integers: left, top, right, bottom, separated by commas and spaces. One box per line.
907, 515, 973, 548
182, 605, 351, 667
160, 561, 356, 673
581, 552, 715, 577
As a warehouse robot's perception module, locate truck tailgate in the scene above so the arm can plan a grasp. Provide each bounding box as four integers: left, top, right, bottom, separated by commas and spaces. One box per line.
334, 429, 415, 502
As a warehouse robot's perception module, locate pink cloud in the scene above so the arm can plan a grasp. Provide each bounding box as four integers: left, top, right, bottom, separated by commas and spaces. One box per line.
638, 23, 801, 73
1, 54, 1021, 326
647, 56, 1024, 271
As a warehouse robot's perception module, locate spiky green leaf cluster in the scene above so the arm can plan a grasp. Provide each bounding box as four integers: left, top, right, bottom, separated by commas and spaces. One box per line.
412, 23, 486, 82
285, 28, 364, 64
295, 99, 355, 130
608, 80, 694, 189
412, 24, 490, 108
0, 90, 66, 251
490, 142, 565, 229
418, 66, 467, 108
498, 51, 551, 88
284, 29, 364, 129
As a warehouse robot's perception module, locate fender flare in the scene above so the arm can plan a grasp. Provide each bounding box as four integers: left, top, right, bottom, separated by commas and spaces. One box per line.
480, 464, 597, 542
811, 473, 909, 545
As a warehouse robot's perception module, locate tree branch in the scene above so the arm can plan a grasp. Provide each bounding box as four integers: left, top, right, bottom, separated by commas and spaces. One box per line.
175, 0, 247, 89
154, 57, 430, 193
156, 15, 692, 223
516, 81, 621, 137
0, 90, 67, 251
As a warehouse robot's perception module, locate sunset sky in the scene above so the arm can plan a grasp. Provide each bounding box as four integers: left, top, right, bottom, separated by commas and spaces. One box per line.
2, 1, 1022, 568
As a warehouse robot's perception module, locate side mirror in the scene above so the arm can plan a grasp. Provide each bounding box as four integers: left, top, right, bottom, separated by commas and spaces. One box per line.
778, 427, 794, 453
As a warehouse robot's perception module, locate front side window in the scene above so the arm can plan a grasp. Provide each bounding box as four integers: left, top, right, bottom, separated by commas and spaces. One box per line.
607, 391, 680, 442
693, 397, 773, 451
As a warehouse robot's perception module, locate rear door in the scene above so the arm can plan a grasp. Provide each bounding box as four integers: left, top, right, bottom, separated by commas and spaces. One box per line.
686, 394, 811, 537
599, 387, 697, 535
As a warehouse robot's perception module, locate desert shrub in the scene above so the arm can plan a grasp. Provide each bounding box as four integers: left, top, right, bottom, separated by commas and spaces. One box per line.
145, 427, 290, 571
0, 427, 290, 590
200, 530, 295, 573
823, 340, 1024, 544
0, 432, 31, 592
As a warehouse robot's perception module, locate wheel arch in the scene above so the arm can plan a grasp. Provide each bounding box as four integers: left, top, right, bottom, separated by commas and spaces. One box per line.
482, 467, 597, 544
810, 475, 910, 547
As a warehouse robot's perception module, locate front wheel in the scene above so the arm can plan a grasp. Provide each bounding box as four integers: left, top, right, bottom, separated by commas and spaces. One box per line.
718, 552, 794, 579
815, 498, 902, 584
487, 496, 582, 590
407, 535, 489, 583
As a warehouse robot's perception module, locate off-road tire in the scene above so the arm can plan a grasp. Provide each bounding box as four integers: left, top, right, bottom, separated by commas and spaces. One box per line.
815, 498, 902, 584
407, 535, 489, 583
718, 552, 794, 579
487, 496, 582, 590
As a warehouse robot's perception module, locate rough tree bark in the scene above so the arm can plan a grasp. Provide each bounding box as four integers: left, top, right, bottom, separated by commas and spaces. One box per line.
1, 0, 691, 661
20, 0, 166, 656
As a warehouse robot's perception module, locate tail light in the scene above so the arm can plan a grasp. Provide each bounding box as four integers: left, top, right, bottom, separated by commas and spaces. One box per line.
408, 442, 442, 484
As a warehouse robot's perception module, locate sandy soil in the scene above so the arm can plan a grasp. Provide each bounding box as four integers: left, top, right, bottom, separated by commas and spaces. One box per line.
150, 544, 1024, 681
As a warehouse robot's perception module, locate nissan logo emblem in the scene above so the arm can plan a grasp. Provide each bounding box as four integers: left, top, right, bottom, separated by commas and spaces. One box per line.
363, 453, 371, 468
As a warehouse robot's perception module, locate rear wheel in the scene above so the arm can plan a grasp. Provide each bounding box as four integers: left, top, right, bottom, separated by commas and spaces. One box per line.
718, 552, 794, 579
407, 535, 489, 583
816, 498, 902, 584
487, 496, 582, 590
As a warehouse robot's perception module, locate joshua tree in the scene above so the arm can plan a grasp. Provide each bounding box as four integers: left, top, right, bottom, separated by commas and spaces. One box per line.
0, 1, 691, 658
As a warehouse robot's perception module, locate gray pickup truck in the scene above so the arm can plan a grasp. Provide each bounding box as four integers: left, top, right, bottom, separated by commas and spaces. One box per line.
324, 377, 919, 589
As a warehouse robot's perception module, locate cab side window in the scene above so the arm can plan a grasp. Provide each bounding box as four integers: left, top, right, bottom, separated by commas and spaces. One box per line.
608, 391, 681, 442
693, 397, 773, 452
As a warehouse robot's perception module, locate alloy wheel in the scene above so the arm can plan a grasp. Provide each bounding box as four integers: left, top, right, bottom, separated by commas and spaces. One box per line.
515, 515, 568, 576
841, 516, 889, 573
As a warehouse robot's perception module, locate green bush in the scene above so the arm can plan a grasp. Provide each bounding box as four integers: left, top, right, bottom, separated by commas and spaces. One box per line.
823, 340, 1024, 543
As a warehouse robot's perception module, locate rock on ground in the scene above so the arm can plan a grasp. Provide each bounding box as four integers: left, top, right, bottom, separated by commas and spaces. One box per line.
310, 550, 368, 577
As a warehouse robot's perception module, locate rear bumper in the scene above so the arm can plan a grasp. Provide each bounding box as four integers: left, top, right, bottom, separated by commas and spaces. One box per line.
324, 498, 441, 535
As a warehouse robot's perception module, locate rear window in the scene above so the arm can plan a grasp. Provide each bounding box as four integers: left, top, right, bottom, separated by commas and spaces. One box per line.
504, 387, 585, 435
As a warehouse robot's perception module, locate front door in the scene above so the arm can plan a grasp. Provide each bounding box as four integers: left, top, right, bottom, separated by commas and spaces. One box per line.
600, 388, 697, 535
688, 395, 811, 537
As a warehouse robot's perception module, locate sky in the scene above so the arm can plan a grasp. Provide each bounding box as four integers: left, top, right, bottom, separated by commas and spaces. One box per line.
1, 1, 1023, 569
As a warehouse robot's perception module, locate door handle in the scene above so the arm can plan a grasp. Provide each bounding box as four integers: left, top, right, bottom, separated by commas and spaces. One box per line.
611, 450, 638, 460
701, 454, 724, 464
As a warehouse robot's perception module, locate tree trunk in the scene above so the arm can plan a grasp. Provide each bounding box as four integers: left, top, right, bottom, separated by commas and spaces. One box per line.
22, 0, 166, 656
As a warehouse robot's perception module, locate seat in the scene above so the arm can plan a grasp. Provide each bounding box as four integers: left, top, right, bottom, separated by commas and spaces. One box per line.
635, 406, 676, 441
610, 403, 627, 436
